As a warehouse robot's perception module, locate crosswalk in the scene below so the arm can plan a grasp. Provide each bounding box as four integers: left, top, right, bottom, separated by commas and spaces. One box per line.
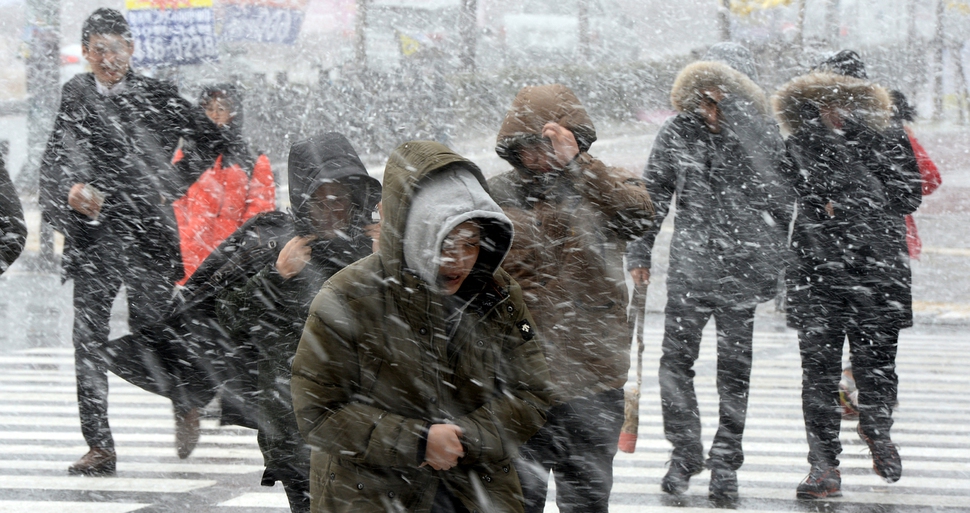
599, 323, 970, 512
1, 318, 969, 512
0, 346, 290, 512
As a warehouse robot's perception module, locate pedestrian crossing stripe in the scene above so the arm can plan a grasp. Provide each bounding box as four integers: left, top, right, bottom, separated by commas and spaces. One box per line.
0, 475, 215, 493
217, 493, 289, 508
0, 444, 262, 459
0, 431, 259, 444
612, 452, 970, 472
609, 466, 970, 491
0, 460, 263, 474
0, 502, 148, 513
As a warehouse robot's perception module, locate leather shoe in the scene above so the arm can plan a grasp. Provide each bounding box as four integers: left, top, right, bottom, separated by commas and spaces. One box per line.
175, 407, 201, 459
68, 447, 116, 476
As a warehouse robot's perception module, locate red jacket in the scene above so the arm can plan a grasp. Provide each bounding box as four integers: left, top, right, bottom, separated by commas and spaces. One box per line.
904, 126, 941, 259
173, 151, 276, 283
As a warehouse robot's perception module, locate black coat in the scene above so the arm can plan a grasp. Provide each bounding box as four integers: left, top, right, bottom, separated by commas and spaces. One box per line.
0, 154, 26, 273
627, 61, 793, 304
39, 71, 224, 282
773, 72, 922, 330
215, 133, 379, 482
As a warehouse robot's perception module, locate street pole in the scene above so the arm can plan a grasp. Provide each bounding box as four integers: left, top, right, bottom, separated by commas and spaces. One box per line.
717, 0, 731, 42
24, 0, 59, 273
825, 0, 841, 48
933, 0, 945, 121
459, 0, 478, 72
795, 0, 806, 49
355, 0, 368, 69
578, 0, 590, 63
907, 0, 918, 100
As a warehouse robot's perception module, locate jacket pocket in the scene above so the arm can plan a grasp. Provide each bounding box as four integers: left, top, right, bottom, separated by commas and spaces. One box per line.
322, 457, 419, 513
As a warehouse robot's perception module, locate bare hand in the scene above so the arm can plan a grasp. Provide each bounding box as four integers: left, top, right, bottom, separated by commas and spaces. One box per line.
275, 236, 314, 280
541, 122, 580, 167
824, 201, 835, 218
421, 424, 464, 471
68, 183, 103, 219
364, 223, 380, 254
630, 268, 650, 287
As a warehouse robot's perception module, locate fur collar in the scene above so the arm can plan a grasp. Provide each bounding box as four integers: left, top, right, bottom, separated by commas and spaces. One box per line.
772, 71, 891, 135
670, 61, 770, 116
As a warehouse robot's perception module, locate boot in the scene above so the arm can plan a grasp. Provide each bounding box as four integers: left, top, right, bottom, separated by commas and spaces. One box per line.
68, 447, 116, 476
175, 407, 201, 459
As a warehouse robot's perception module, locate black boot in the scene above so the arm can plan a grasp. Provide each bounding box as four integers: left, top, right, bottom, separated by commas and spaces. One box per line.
708, 468, 738, 501
796, 465, 841, 500
661, 457, 704, 495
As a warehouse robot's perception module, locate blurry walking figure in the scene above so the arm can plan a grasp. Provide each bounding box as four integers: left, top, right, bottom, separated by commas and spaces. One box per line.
888, 90, 942, 260
173, 84, 276, 283
0, 143, 27, 274
291, 141, 551, 513
38, 8, 226, 475
489, 85, 654, 513
215, 133, 380, 513
774, 50, 922, 499
626, 43, 793, 501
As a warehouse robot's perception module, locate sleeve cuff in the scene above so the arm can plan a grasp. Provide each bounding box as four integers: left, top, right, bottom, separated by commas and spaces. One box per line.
415, 422, 432, 465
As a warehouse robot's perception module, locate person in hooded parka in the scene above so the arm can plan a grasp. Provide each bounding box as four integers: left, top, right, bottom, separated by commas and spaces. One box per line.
488, 84, 654, 513
0, 147, 26, 274
773, 50, 921, 499
38, 8, 226, 476
215, 133, 380, 513
173, 83, 276, 285
625, 44, 794, 500
290, 141, 551, 513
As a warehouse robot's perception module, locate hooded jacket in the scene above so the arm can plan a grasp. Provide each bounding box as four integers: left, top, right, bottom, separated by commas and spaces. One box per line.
626, 60, 793, 303
290, 141, 551, 513
773, 71, 921, 329
216, 133, 380, 485
488, 84, 654, 402
173, 84, 276, 283
0, 154, 26, 273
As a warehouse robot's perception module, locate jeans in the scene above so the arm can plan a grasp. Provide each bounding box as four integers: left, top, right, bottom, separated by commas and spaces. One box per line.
659, 291, 757, 470
798, 322, 899, 468
516, 388, 624, 513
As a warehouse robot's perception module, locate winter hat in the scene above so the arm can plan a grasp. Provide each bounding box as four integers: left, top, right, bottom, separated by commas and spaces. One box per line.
815, 50, 868, 79
403, 166, 512, 291
704, 42, 759, 82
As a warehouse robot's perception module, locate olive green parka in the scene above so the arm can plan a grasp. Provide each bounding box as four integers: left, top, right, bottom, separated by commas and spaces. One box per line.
291, 141, 552, 513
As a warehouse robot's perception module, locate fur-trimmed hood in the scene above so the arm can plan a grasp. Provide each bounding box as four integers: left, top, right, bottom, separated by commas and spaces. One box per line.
772, 71, 891, 135
671, 61, 770, 117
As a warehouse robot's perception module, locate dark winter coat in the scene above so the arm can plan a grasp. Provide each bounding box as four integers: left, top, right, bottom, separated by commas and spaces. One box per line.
488, 84, 654, 402
216, 133, 379, 486
626, 61, 793, 304
773, 72, 922, 330
0, 154, 26, 273
291, 141, 551, 513
39, 71, 224, 282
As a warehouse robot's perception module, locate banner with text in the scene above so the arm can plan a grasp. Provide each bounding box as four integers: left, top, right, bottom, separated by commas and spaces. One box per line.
126, 0, 219, 67
220, 0, 308, 46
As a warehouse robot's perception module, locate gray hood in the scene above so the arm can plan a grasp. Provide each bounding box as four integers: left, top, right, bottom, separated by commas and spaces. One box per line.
403, 166, 513, 292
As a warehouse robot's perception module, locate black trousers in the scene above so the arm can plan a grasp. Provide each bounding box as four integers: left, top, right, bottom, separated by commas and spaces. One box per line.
798, 322, 899, 468
659, 291, 757, 470
72, 261, 173, 449
516, 388, 624, 513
